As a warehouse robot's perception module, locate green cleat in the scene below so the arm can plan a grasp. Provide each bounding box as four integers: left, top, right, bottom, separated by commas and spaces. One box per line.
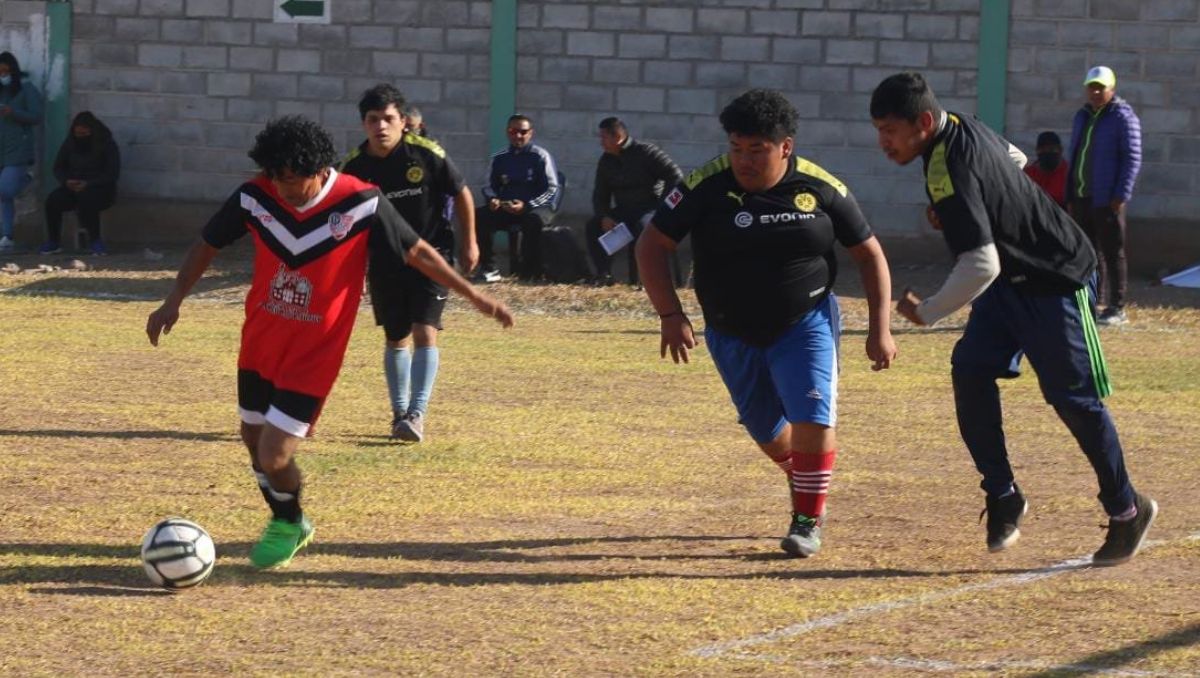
250, 517, 314, 569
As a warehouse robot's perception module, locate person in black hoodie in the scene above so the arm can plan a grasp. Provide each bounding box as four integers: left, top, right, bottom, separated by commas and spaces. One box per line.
40, 111, 120, 255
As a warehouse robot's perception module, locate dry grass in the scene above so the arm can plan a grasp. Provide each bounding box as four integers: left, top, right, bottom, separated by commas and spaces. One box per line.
0, 248, 1198, 676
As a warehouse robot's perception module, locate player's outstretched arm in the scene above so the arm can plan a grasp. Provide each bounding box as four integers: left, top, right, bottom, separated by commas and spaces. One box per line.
846, 235, 897, 371
405, 239, 514, 328
146, 238, 219, 346
636, 223, 695, 364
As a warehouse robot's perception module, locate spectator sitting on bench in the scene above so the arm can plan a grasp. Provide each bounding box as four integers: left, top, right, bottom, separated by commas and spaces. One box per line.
40, 111, 120, 255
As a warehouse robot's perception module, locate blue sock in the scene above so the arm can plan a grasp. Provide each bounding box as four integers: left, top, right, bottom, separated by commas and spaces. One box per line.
409, 347, 440, 416
384, 346, 411, 417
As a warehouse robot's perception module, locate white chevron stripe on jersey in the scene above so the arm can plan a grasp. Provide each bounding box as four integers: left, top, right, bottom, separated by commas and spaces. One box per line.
240, 192, 379, 256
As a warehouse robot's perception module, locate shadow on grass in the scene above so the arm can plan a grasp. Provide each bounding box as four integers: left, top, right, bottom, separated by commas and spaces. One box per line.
2, 269, 247, 303
0, 428, 235, 442
1023, 622, 1200, 678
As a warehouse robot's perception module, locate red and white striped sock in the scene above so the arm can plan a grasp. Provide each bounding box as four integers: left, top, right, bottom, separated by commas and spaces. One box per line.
789, 449, 837, 518
772, 455, 793, 474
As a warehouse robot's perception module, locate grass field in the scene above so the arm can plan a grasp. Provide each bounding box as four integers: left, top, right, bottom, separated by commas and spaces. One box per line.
1, 247, 1198, 676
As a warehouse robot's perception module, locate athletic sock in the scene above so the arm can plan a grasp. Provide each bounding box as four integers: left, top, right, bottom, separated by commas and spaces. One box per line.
789, 449, 836, 518
384, 346, 412, 417
1111, 504, 1137, 522
409, 346, 440, 416
254, 471, 303, 523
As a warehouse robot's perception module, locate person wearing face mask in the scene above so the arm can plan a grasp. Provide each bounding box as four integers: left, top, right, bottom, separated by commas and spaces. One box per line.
0, 51, 43, 251
40, 111, 121, 255
1023, 131, 1067, 208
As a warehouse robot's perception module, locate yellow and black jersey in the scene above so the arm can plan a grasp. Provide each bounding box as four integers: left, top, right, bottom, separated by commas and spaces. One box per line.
923, 112, 1094, 294
652, 154, 872, 345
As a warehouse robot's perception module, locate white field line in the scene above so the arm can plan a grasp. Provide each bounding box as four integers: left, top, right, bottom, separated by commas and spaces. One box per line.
729, 654, 1191, 677
691, 531, 1200, 660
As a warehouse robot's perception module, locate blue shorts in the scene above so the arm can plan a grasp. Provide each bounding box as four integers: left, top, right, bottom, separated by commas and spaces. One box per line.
705, 294, 841, 444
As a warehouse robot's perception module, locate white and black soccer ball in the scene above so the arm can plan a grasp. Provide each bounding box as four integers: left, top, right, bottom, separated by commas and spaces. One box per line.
140, 518, 216, 590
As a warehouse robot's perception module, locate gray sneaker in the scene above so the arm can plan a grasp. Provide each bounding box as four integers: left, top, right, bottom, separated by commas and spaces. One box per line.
780, 513, 822, 558
393, 412, 425, 443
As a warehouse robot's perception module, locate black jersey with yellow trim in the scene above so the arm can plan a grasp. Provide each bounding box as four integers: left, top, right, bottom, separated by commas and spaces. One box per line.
922, 112, 1094, 294
339, 132, 465, 253
653, 154, 872, 346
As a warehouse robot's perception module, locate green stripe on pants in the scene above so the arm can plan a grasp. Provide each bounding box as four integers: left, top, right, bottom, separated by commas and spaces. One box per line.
1076, 287, 1112, 398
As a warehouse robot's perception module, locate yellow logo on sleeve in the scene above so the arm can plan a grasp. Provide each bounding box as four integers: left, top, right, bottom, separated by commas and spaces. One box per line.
793, 192, 817, 213
406, 166, 424, 184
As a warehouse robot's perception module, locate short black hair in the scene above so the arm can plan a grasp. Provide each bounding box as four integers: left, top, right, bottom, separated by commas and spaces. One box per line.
358, 83, 406, 120
718, 89, 797, 142
508, 114, 533, 128
0, 51, 24, 93
1036, 131, 1062, 148
870, 72, 943, 122
598, 116, 626, 135
248, 115, 337, 179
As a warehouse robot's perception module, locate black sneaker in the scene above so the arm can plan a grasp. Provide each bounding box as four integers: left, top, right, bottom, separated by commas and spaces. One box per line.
980, 486, 1027, 553
780, 512, 822, 558
1092, 492, 1158, 567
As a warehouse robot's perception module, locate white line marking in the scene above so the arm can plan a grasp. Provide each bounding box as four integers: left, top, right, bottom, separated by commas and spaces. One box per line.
691, 532, 1200, 659
728, 654, 1190, 677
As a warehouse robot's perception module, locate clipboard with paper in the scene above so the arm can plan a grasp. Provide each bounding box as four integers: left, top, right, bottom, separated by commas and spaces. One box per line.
598, 222, 634, 255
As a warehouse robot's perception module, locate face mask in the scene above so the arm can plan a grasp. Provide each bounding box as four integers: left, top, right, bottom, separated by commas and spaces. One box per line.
1037, 152, 1060, 172
0, 75, 11, 87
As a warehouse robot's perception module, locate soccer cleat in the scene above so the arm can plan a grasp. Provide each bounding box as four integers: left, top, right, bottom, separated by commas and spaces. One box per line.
1092, 492, 1158, 567
1097, 308, 1128, 326
250, 516, 314, 569
980, 486, 1028, 553
780, 512, 822, 558
393, 412, 425, 443
39, 241, 61, 255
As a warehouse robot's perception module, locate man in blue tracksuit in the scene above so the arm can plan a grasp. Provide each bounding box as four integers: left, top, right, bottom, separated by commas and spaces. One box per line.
871, 72, 1156, 567
1067, 66, 1142, 326
475, 114, 559, 281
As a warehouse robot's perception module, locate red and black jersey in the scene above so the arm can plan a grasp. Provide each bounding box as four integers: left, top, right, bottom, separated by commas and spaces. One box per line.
203, 170, 420, 398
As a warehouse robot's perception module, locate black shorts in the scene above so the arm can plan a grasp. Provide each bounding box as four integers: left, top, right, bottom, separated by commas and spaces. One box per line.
237, 369, 325, 438
368, 265, 448, 341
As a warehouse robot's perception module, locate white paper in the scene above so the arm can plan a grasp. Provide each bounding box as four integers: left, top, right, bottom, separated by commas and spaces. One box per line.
598, 222, 634, 255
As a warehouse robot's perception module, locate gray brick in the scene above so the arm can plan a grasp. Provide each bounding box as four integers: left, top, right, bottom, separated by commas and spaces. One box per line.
112, 69, 157, 92
519, 30, 564, 55
160, 71, 207, 94
1010, 19, 1056, 45
799, 65, 851, 92
162, 19, 204, 42
125, 144, 178, 171
1142, 0, 1197, 20
1106, 80, 1166, 107
184, 46, 228, 69
468, 55, 490, 79
1089, 0, 1140, 19
853, 67, 904, 93
206, 20, 253, 45
421, 53, 469, 79
398, 79, 442, 104
276, 49, 321, 73
273, 99, 310, 118
930, 0, 974, 9
350, 25, 395, 49
298, 24, 347, 49
207, 72, 251, 97
1007, 47, 1033, 73
1085, 52, 1141, 77
773, 38, 822, 64
467, 2, 490, 27
1033, 0, 1086, 17
336, 0, 372, 22
373, 52, 419, 77
229, 47, 275, 71
697, 9, 747, 33
668, 89, 717, 115
542, 4, 588, 29
517, 83, 563, 109
564, 85, 615, 109
590, 59, 641, 84
517, 56, 539, 81
749, 10, 800, 36
905, 14, 956, 40
826, 39, 876, 65
1059, 22, 1114, 48
879, 40, 928, 67
1171, 26, 1200, 49
187, 0, 229, 18
95, 0, 138, 14
114, 18, 159, 41
138, 44, 183, 68
1115, 25, 1170, 49
1139, 108, 1191, 134
748, 63, 797, 89
1140, 164, 1192, 193
958, 15, 979, 40
1146, 54, 1198, 80
252, 73, 298, 99
324, 49, 373, 75
420, 1, 469, 26
1168, 136, 1200, 162
1035, 49, 1087, 75
226, 98, 275, 123
93, 44, 138, 67
594, 6, 642, 30
643, 61, 692, 86
254, 22, 299, 47
668, 35, 719, 60
73, 68, 112, 91
444, 81, 488, 105
297, 75, 345, 101
695, 62, 746, 87
205, 123, 256, 149
541, 57, 590, 82
446, 28, 490, 53
231, 0, 272, 19
567, 32, 615, 57
141, 0, 184, 15
397, 28, 445, 51
73, 15, 115, 40
619, 34, 666, 59
645, 7, 695, 33
801, 11, 851, 37
818, 93, 871, 122
721, 36, 770, 62
517, 3, 539, 29
856, 12, 904, 38
617, 87, 665, 113
178, 95, 226, 120
929, 42, 975, 68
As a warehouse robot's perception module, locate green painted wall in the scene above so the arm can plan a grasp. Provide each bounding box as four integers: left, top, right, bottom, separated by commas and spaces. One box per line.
488, 0, 517, 154
976, 0, 1010, 132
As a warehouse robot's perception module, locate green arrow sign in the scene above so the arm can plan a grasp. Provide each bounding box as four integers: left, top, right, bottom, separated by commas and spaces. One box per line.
281, 0, 324, 18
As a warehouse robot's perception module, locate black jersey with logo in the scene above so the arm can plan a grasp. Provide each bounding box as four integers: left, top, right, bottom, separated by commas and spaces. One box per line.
923, 112, 1094, 294
340, 132, 465, 256
652, 155, 873, 345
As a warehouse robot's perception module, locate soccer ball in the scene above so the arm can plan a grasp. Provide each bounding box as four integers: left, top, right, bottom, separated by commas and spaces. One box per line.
140, 518, 216, 590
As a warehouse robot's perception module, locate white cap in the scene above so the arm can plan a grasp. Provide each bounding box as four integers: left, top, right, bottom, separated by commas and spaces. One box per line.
1084, 65, 1116, 89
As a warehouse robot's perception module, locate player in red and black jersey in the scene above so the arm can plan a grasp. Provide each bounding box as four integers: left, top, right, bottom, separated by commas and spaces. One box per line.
146, 116, 513, 570
340, 84, 479, 443
637, 89, 897, 558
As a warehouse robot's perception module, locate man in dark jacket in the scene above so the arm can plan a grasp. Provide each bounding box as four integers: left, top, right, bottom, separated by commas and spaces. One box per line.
40, 111, 120, 255
586, 117, 683, 285
1067, 66, 1142, 326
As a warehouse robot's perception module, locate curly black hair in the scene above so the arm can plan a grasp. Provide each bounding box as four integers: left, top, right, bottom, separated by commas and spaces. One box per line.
719, 89, 798, 142
357, 83, 406, 120
870, 72, 942, 123
247, 115, 337, 179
